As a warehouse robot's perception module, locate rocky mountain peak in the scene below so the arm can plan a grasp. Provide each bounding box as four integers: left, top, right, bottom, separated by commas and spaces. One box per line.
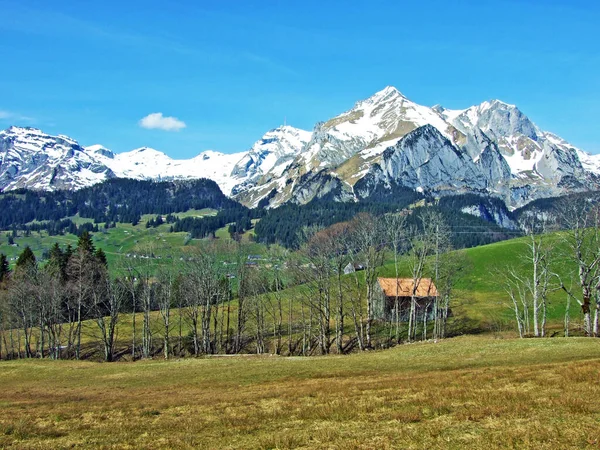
1, 87, 599, 213
359, 85, 405, 106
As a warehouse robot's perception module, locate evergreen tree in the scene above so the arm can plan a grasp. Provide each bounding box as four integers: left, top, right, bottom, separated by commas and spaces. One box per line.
77, 231, 96, 256
0, 253, 10, 283
46, 243, 67, 279
95, 248, 108, 267
64, 244, 74, 265
15, 246, 37, 274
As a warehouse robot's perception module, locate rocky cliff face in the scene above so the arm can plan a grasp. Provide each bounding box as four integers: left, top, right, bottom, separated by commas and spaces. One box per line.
0, 127, 115, 190
0, 125, 310, 195
2, 86, 599, 213
247, 88, 600, 209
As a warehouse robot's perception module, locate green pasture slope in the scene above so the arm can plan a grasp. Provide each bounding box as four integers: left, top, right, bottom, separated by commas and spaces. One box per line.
377, 231, 580, 332
0, 216, 587, 333
0, 209, 266, 272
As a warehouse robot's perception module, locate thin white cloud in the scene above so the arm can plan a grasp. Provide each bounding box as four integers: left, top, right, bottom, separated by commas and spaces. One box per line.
139, 112, 186, 132
0, 109, 34, 122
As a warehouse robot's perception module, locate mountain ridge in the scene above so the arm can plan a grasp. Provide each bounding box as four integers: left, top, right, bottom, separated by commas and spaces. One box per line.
1, 87, 599, 211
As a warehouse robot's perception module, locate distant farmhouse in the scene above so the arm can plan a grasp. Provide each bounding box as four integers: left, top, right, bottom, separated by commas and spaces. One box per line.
374, 278, 440, 321
343, 262, 365, 275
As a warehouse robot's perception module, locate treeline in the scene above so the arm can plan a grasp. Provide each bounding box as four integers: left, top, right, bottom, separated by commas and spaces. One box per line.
513, 190, 600, 222
172, 205, 257, 239
254, 195, 517, 249
0, 210, 470, 362
0, 178, 243, 230
254, 185, 423, 248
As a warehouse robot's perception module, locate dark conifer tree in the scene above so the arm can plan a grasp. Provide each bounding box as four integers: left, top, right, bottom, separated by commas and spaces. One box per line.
15, 246, 37, 274
95, 248, 108, 267
77, 231, 95, 256
0, 253, 10, 283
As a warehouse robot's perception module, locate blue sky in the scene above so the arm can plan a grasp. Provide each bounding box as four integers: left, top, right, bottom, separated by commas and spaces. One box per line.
1, 0, 599, 157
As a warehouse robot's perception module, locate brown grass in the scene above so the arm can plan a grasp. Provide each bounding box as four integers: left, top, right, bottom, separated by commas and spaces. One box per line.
0, 336, 599, 448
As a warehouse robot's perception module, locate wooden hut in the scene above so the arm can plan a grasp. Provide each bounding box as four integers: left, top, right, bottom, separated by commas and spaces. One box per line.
374, 277, 439, 321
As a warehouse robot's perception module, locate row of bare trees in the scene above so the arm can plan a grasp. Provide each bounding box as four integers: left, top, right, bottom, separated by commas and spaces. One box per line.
0, 211, 462, 361
506, 199, 600, 338
290, 210, 461, 355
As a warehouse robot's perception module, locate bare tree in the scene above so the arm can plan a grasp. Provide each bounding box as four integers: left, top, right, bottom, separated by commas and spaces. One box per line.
66, 235, 97, 360
428, 212, 451, 341
182, 248, 224, 355
504, 267, 530, 338
10, 247, 39, 358
405, 215, 432, 343
350, 213, 385, 349
234, 245, 250, 354
156, 270, 175, 359
262, 247, 288, 355
558, 199, 600, 336
299, 226, 336, 354
91, 274, 124, 362
436, 250, 468, 339
383, 212, 408, 344
138, 274, 155, 358
121, 262, 140, 360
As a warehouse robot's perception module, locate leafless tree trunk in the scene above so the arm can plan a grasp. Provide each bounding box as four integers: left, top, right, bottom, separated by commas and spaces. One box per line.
140, 275, 154, 359
351, 214, 385, 349
121, 264, 139, 360
67, 249, 96, 360
505, 268, 528, 338
296, 226, 336, 355
407, 222, 432, 343
182, 247, 224, 355
348, 269, 366, 351
9, 270, 37, 358
234, 246, 249, 354
92, 274, 123, 362
157, 270, 174, 359
564, 293, 571, 337
558, 199, 600, 336
383, 212, 408, 344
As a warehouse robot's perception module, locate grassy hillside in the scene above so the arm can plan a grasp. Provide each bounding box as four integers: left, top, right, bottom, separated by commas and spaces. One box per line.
1, 225, 587, 355
0, 209, 266, 273
0, 336, 599, 448
55, 230, 588, 361
376, 231, 583, 333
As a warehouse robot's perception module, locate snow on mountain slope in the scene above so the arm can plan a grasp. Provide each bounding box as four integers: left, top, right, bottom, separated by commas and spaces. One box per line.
91, 145, 246, 195
437, 100, 574, 178
97, 125, 311, 196
0, 125, 311, 196
0, 126, 115, 191
298, 86, 456, 171
234, 87, 470, 208
2, 86, 599, 212
243, 87, 600, 209
230, 126, 311, 186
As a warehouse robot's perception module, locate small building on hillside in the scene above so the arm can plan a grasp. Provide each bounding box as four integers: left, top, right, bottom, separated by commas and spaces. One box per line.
374, 277, 439, 321
344, 262, 365, 275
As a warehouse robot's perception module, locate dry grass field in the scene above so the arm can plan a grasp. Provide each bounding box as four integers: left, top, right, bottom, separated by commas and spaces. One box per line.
1, 336, 599, 449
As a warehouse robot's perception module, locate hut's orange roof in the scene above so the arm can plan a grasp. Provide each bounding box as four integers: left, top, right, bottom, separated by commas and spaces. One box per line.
377, 278, 438, 297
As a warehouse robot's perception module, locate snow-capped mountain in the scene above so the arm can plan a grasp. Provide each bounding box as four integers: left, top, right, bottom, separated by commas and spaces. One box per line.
229, 126, 311, 195
0, 126, 115, 191
91, 145, 247, 197
1, 86, 599, 211
237, 87, 600, 208
0, 125, 310, 196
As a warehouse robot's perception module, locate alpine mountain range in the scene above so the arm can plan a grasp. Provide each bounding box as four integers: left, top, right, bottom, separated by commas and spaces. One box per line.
1, 86, 598, 211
